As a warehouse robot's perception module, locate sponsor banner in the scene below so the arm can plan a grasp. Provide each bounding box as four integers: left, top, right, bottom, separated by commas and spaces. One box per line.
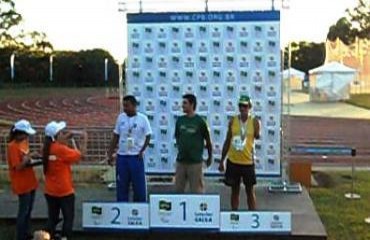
82, 202, 149, 230
220, 211, 291, 233
150, 194, 220, 230
127, 11, 281, 177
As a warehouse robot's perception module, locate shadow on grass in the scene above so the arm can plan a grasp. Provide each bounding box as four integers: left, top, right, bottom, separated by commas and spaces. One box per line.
312, 171, 336, 188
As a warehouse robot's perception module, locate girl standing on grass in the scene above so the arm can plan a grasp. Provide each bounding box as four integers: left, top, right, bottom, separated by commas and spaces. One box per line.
7, 119, 38, 240
42, 121, 87, 240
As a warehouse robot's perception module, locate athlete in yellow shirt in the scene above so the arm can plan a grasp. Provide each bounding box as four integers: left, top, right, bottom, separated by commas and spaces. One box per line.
219, 95, 260, 210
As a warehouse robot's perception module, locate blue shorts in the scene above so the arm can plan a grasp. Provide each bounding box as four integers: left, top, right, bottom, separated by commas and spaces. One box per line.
116, 154, 147, 202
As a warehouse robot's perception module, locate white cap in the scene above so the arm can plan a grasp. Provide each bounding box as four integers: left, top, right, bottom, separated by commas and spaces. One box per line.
45, 121, 66, 139
13, 119, 36, 135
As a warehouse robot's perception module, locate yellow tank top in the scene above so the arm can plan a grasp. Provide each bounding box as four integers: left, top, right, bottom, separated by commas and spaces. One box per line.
227, 115, 255, 165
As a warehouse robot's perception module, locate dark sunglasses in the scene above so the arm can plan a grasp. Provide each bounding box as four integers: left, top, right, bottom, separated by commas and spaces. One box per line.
238, 104, 250, 108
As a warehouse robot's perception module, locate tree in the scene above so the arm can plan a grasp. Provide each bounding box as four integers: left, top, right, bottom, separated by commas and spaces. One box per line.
18, 31, 53, 53
327, 17, 355, 45
284, 41, 326, 73
327, 0, 370, 44
0, 0, 53, 52
346, 0, 370, 39
0, 0, 22, 48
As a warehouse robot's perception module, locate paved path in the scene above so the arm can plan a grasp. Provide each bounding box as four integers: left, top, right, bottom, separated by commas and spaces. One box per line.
283, 92, 370, 119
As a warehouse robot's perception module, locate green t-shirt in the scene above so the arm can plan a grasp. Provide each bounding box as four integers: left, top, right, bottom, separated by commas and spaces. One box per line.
175, 114, 209, 164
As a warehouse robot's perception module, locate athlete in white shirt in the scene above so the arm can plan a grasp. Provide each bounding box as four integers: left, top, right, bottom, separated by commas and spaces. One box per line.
107, 95, 152, 202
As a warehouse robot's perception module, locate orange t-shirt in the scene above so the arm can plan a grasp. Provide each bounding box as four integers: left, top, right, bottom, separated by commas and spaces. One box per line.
44, 142, 81, 197
7, 140, 38, 195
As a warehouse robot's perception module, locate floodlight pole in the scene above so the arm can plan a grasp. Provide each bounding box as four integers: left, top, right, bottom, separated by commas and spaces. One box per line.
205, 0, 209, 12
271, 0, 275, 10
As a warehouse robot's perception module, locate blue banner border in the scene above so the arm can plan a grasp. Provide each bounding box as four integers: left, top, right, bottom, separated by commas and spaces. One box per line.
127, 11, 280, 23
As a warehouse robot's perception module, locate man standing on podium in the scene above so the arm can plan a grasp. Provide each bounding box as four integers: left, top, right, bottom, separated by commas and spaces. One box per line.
219, 95, 260, 210
107, 95, 152, 202
175, 94, 213, 194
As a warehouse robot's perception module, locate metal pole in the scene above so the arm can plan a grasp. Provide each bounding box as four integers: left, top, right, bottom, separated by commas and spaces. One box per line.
49, 55, 53, 82
205, 0, 208, 12
10, 53, 15, 81
283, 42, 292, 184
119, 63, 124, 113
105, 58, 109, 98
104, 58, 108, 82
287, 42, 291, 115
344, 148, 360, 199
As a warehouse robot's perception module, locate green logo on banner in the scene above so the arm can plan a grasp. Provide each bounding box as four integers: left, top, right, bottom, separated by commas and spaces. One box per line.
159, 200, 172, 211
91, 206, 102, 215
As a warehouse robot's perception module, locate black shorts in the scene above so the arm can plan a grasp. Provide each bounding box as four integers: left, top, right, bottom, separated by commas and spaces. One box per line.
224, 159, 256, 187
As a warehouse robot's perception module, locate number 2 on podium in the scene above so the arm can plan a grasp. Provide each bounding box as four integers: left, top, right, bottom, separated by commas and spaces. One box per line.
111, 207, 121, 225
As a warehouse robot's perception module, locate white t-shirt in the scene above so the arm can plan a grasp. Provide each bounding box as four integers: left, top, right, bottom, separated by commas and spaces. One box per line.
114, 112, 152, 155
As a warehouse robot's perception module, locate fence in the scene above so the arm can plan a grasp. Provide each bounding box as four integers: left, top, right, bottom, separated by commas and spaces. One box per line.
0, 126, 114, 164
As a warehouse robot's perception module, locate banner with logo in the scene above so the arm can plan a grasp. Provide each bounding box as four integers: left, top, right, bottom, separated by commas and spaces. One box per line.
149, 194, 220, 230
220, 211, 291, 233
82, 202, 149, 230
127, 11, 281, 177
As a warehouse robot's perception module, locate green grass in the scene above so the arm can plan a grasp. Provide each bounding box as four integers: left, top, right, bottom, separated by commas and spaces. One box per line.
345, 94, 370, 110
310, 171, 370, 240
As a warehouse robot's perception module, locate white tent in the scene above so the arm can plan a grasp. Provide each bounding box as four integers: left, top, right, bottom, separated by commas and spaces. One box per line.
283, 68, 305, 79
309, 62, 357, 102
283, 68, 305, 90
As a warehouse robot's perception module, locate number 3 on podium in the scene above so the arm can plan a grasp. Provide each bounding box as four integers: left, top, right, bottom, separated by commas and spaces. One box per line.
251, 213, 260, 228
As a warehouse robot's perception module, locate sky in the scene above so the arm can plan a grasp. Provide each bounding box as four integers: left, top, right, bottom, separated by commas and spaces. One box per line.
15, 0, 358, 62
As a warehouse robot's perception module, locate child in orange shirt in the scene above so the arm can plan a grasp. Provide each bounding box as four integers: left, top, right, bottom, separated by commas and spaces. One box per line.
7, 119, 38, 240
42, 121, 87, 240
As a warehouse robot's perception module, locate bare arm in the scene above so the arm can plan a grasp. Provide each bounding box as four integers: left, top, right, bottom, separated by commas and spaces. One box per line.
254, 118, 260, 139
139, 135, 151, 159
219, 119, 233, 172
15, 154, 31, 170
204, 128, 213, 167
107, 133, 119, 165
77, 130, 88, 158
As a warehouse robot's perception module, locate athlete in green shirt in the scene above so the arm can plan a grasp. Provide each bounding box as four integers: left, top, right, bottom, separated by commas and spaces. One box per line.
175, 94, 212, 193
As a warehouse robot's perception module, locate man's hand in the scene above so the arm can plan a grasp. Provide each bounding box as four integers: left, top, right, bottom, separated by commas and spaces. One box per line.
138, 151, 144, 160
107, 153, 116, 166
218, 160, 225, 172
206, 156, 212, 167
